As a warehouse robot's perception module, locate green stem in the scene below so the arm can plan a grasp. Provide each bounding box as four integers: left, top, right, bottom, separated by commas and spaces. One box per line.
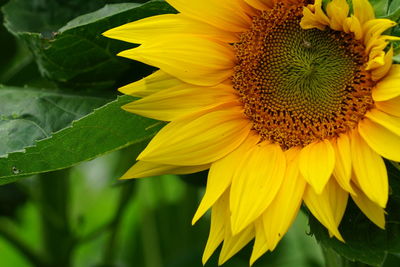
102, 181, 136, 265
39, 169, 74, 267
0, 220, 47, 267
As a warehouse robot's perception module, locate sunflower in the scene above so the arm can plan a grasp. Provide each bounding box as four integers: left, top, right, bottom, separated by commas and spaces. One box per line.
104, 0, 400, 264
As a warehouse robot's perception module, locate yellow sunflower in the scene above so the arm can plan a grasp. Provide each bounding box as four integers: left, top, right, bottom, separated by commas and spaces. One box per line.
104, 0, 400, 264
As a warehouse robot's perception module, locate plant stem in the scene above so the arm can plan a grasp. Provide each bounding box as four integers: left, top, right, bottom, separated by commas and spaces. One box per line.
0, 219, 47, 267
39, 169, 74, 267
102, 181, 136, 265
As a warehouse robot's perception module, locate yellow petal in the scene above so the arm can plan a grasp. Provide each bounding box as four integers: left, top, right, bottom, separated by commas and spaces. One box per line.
192, 133, 260, 225
121, 161, 210, 179
350, 130, 388, 208
332, 134, 355, 195
244, 0, 273, 10
230, 142, 286, 234
250, 220, 269, 266
352, 0, 375, 25
203, 190, 230, 264
372, 65, 400, 101
343, 16, 362, 39
103, 14, 239, 44
219, 224, 255, 265
363, 19, 397, 50
299, 140, 335, 194
351, 183, 386, 229
166, 0, 251, 32
118, 35, 235, 87
371, 47, 394, 81
138, 104, 251, 165
261, 147, 306, 251
375, 95, 400, 117
365, 108, 400, 135
358, 117, 400, 162
122, 83, 238, 121
300, 0, 330, 30
118, 70, 184, 97
326, 0, 349, 31
303, 179, 347, 242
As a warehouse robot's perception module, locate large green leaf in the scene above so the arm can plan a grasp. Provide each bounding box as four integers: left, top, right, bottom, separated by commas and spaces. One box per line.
0, 95, 163, 185
0, 86, 108, 157
2, 0, 175, 91
309, 162, 400, 266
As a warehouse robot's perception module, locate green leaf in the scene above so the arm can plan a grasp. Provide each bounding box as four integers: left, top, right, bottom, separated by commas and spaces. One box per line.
0, 95, 163, 185
2, 0, 175, 91
309, 162, 400, 266
370, 0, 391, 17
0, 86, 108, 157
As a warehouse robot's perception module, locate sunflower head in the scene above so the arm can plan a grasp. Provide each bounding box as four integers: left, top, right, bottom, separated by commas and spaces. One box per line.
104, 0, 400, 265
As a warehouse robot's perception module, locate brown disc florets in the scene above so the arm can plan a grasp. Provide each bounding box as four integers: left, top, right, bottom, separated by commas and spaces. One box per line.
232, 3, 375, 149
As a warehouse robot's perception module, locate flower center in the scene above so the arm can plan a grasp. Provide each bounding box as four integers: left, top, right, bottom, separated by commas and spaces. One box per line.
232, 3, 375, 149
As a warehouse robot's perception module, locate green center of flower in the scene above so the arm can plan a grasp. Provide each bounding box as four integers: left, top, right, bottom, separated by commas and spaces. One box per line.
233, 3, 374, 149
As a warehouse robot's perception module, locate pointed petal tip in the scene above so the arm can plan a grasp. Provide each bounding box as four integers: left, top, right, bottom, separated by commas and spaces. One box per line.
192, 212, 202, 225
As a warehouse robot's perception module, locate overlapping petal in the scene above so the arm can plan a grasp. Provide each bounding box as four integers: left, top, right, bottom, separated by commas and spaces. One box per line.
121, 161, 210, 179
118, 70, 184, 97
351, 130, 388, 208
166, 0, 252, 32
192, 133, 260, 225
122, 83, 238, 121
118, 35, 235, 87
230, 142, 286, 234
138, 104, 251, 165
359, 117, 400, 162
299, 140, 335, 194
332, 134, 355, 194
303, 178, 347, 242
103, 14, 239, 44
372, 65, 400, 101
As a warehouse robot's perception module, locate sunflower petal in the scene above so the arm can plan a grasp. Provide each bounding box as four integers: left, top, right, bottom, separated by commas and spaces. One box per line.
300, 0, 330, 30
363, 19, 397, 49
103, 14, 238, 44
203, 190, 230, 265
371, 47, 393, 81
352, 0, 375, 25
138, 104, 251, 166
351, 130, 388, 208
358, 117, 400, 162
343, 15, 363, 39
261, 148, 306, 251
219, 225, 255, 265
244, 0, 273, 10
121, 161, 210, 179
118, 35, 235, 87
351, 184, 386, 229
326, 0, 349, 31
122, 83, 238, 121
192, 133, 260, 225
303, 179, 347, 242
230, 142, 286, 234
332, 134, 355, 195
365, 108, 400, 135
299, 140, 335, 194
166, 0, 251, 32
372, 65, 400, 101
250, 220, 269, 266
118, 70, 184, 97
376, 95, 400, 117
